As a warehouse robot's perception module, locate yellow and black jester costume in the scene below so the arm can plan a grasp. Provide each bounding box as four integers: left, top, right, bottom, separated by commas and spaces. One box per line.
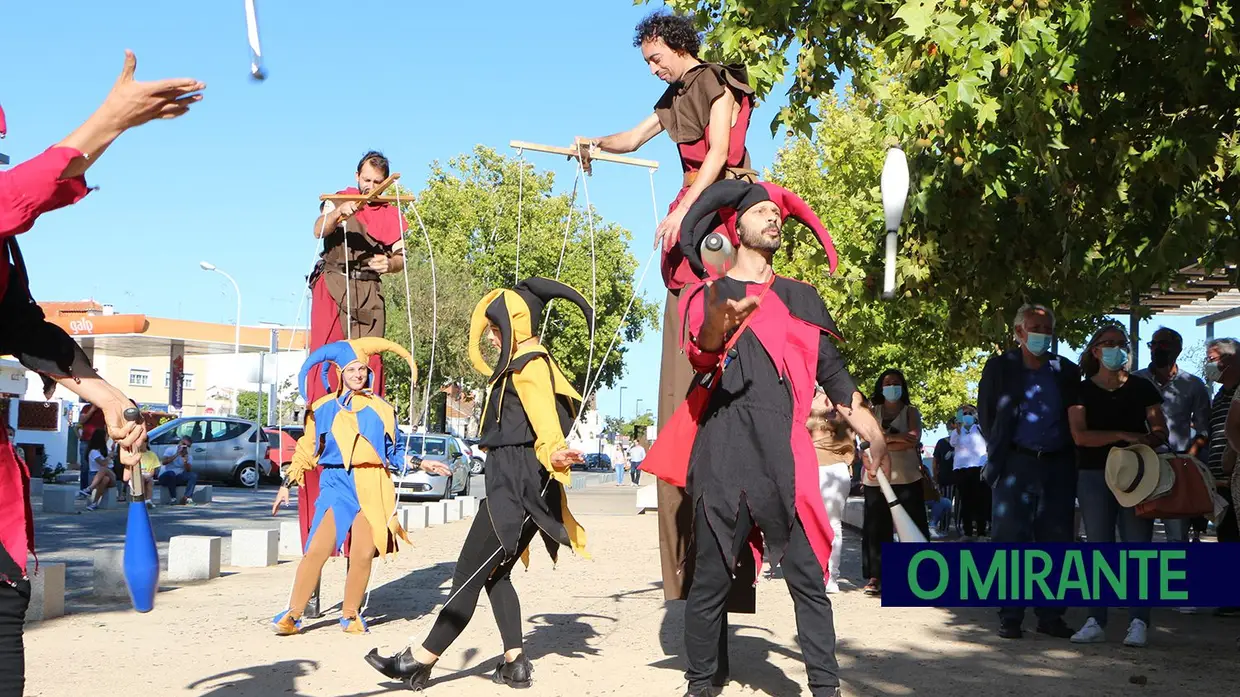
365, 277, 590, 691
272, 337, 416, 636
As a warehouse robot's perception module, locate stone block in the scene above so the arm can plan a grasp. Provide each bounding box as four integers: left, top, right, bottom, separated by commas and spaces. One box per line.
95, 491, 118, 510
29, 478, 43, 496
400, 505, 428, 530
167, 535, 221, 582
635, 484, 658, 513
92, 548, 129, 599
426, 500, 447, 526
278, 520, 304, 557
42, 486, 77, 514
192, 485, 213, 504
842, 496, 864, 531
458, 496, 478, 518
25, 563, 65, 622
230, 528, 278, 567
444, 498, 463, 522
156, 487, 173, 505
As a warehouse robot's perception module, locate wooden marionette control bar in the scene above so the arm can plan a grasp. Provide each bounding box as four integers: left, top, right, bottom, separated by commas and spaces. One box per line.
319, 173, 401, 218
510, 140, 659, 171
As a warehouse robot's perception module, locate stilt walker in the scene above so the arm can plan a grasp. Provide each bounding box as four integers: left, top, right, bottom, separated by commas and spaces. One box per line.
573, 10, 759, 684
365, 277, 591, 692
270, 338, 431, 635
300, 151, 408, 617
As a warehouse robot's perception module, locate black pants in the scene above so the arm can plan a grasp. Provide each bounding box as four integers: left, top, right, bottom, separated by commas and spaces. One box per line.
955, 468, 991, 537
0, 547, 31, 697
631, 465, 642, 485
422, 499, 537, 656
1217, 488, 1239, 542
684, 501, 839, 695
861, 482, 929, 581
989, 451, 1076, 626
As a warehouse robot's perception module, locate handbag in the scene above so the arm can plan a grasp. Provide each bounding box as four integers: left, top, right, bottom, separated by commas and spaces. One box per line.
641, 277, 775, 488
1135, 455, 1214, 519
920, 462, 941, 502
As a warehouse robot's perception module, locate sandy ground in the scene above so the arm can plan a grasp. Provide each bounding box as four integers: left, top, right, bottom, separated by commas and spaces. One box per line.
23, 486, 1240, 697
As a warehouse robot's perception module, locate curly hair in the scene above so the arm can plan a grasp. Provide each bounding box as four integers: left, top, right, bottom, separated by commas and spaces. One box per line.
633, 10, 701, 57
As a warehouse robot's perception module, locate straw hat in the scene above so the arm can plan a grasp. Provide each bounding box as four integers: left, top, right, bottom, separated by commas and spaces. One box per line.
1105, 444, 1172, 507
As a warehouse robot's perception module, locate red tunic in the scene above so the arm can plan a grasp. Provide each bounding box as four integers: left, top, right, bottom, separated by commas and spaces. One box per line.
0, 146, 91, 580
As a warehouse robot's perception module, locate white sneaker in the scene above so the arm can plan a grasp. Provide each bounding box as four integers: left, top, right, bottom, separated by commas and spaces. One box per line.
825, 580, 840, 594
1123, 619, 1148, 647
1071, 618, 1106, 643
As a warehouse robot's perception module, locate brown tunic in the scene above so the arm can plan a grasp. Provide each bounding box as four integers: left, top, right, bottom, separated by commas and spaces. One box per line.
311, 199, 398, 341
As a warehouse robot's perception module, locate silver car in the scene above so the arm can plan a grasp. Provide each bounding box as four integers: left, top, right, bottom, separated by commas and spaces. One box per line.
391, 432, 472, 501
147, 417, 275, 487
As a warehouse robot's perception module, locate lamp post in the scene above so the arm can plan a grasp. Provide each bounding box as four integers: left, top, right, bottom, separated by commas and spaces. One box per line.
880, 147, 910, 300
200, 261, 241, 416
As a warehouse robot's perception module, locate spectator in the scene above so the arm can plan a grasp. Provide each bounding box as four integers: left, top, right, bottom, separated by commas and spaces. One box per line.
628, 441, 646, 486
76, 404, 106, 496
977, 303, 1079, 640
1067, 324, 1167, 647
951, 404, 991, 540
1204, 338, 1239, 615
930, 417, 957, 535
861, 369, 929, 596
83, 429, 116, 512
159, 436, 199, 505
612, 443, 628, 486
808, 388, 855, 593
1132, 327, 1211, 543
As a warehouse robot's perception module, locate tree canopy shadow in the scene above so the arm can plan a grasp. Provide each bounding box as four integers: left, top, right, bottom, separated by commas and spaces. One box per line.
185, 658, 388, 697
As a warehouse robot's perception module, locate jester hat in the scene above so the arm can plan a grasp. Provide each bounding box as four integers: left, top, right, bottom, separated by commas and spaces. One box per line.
298, 337, 417, 401
469, 277, 594, 382
678, 180, 839, 280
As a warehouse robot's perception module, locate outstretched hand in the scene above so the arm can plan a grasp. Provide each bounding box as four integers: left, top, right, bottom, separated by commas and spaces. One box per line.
698, 281, 760, 352
102, 50, 205, 130
421, 460, 452, 477
572, 137, 596, 175
271, 487, 290, 516
654, 207, 687, 252
551, 449, 584, 471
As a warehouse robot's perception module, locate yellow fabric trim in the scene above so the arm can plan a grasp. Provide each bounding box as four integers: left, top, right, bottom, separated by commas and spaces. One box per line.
353, 466, 409, 558
469, 289, 507, 377
287, 408, 318, 487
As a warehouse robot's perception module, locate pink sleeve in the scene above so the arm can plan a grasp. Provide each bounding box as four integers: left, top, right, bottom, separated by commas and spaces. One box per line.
678, 283, 721, 372
0, 147, 91, 238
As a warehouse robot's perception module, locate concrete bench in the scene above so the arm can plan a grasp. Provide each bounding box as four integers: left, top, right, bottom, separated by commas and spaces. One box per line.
635, 484, 658, 513
94, 491, 118, 510
92, 549, 131, 599
278, 520, 304, 557
842, 496, 864, 531
444, 498, 463, 522
25, 563, 65, 622
231, 528, 278, 567
458, 496, 478, 519
192, 485, 214, 504
400, 505, 429, 530
426, 500, 447, 526
42, 486, 77, 514
168, 535, 221, 582
29, 478, 43, 496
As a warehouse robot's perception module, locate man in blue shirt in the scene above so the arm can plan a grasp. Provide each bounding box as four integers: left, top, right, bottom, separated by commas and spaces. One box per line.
977, 304, 1081, 640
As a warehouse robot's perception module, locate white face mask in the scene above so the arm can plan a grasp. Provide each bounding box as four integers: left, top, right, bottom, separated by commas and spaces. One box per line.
1204, 360, 1223, 382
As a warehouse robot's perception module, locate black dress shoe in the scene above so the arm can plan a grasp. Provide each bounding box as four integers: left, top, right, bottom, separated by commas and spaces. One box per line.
1035, 619, 1074, 639
684, 688, 715, 697
365, 647, 433, 689
491, 654, 533, 689
998, 622, 1023, 639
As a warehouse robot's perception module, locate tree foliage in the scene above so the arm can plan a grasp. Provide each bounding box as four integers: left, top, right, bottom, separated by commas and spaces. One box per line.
382, 147, 660, 422
657, 0, 1240, 344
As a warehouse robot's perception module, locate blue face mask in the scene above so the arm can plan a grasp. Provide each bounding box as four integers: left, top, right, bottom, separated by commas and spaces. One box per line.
961, 414, 976, 427
882, 385, 903, 402
1024, 332, 1052, 356
1101, 346, 1129, 371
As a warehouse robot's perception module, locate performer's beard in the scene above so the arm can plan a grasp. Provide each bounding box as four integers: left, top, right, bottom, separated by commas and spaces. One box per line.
738, 223, 782, 253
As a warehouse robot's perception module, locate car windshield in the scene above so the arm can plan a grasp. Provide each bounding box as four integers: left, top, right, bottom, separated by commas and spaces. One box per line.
404, 436, 447, 457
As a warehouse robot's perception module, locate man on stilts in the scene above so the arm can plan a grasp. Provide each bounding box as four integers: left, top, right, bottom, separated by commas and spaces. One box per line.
573, 10, 758, 685
643, 180, 892, 697
300, 150, 408, 618
365, 278, 591, 691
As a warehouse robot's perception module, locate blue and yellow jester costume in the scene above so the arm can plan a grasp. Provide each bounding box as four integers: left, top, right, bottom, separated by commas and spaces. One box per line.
272, 337, 416, 636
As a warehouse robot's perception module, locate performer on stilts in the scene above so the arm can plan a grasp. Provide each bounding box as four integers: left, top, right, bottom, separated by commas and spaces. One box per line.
642, 180, 892, 697
300, 150, 408, 617
573, 10, 757, 684
365, 278, 591, 692
269, 337, 439, 635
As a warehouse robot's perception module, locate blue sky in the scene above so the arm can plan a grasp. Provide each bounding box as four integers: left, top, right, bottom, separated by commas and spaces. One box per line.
3, 1, 1236, 434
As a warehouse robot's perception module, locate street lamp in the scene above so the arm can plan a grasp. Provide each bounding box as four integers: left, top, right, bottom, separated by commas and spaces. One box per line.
200, 261, 242, 416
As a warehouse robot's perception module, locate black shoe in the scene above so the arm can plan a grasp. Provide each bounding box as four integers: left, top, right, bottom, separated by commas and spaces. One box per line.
1035, 619, 1074, 639
711, 670, 729, 688
998, 622, 1023, 639
491, 654, 533, 689
365, 647, 433, 689
684, 688, 715, 697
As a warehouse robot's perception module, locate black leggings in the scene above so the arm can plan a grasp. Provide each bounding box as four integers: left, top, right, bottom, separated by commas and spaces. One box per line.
0, 547, 31, 697
955, 468, 991, 536
422, 499, 538, 656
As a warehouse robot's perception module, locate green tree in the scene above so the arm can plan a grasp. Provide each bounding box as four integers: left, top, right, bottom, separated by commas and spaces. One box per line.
657, 0, 1239, 342
383, 146, 660, 422
236, 379, 301, 425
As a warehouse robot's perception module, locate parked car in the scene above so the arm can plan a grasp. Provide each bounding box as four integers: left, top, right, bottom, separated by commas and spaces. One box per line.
463, 437, 486, 475
390, 432, 471, 501
263, 426, 305, 481
147, 417, 275, 487
573, 453, 612, 473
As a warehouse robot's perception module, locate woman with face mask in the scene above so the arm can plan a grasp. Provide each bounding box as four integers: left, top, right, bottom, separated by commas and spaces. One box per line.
950, 404, 991, 539
1067, 324, 1168, 648
860, 369, 930, 596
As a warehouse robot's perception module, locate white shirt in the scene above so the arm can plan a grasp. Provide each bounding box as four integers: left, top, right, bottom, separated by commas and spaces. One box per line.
950, 424, 989, 470
161, 445, 190, 476
87, 449, 108, 473
629, 445, 647, 462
